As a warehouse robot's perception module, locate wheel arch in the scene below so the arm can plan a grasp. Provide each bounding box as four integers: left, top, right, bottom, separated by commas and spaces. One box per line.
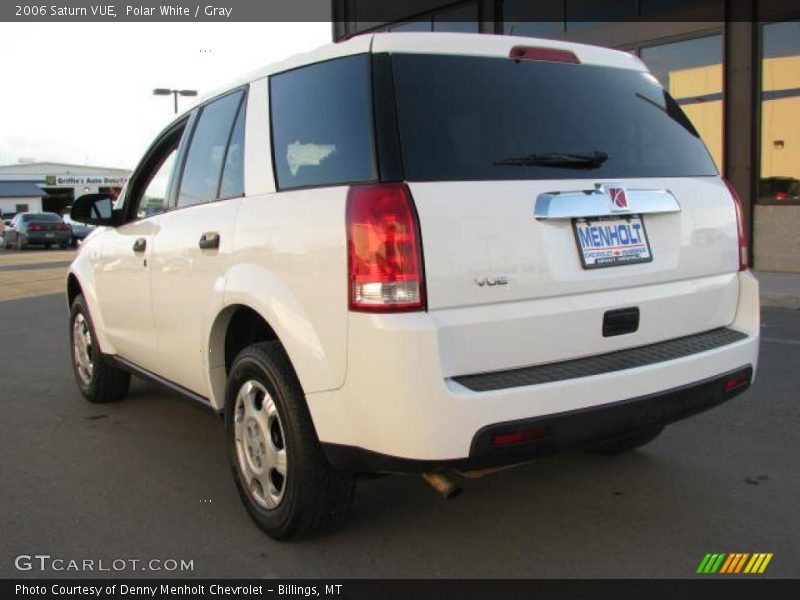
66, 262, 116, 356
206, 298, 338, 412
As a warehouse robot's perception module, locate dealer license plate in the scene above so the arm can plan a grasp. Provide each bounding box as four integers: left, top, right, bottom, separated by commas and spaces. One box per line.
573, 215, 652, 269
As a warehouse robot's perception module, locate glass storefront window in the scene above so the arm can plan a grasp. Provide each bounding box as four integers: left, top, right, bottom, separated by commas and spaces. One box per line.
389, 19, 432, 32
640, 35, 723, 171
566, 0, 637, 30
388, 2, 478, 34
502, 0, 564, 37
433, 2, 478, 33
760, 20, 800, 204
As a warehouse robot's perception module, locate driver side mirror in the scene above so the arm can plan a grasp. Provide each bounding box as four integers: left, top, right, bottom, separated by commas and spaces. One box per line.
70, 194, 120, 226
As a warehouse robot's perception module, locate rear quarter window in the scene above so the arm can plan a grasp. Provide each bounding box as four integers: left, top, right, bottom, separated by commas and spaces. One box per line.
269, 54, 376, 190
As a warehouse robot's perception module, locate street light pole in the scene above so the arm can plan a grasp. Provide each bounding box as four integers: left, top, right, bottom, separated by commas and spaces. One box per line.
153, 88, 198, 114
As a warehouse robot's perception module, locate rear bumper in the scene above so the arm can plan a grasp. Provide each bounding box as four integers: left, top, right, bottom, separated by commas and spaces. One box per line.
308, 270, 760, 467
322, 365, 753, 473
24, 232, 71, 245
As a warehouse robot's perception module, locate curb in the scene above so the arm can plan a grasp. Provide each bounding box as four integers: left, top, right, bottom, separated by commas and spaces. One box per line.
760, 294, 800, 310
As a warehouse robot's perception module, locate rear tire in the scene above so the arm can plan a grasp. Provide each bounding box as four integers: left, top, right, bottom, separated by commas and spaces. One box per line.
16, 236, 25, 251
225, 341, 354, 540
586, 425, 665, 455
70, 294, 130, 403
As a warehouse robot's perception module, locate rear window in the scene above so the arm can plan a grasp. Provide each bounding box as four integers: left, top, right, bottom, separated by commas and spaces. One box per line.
390, 54, 718, 181
23, 213, 61, 222
270, 54, 376, 190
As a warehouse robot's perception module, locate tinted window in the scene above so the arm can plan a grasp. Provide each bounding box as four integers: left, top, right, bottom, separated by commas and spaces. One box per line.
177, 90, 243, 207
390, 54, 718, 181
219, 99, 246, 198
640, 35, 723, 171
23, 213, 61, 222
270, 54, 375, 190
138, 148, 177, 218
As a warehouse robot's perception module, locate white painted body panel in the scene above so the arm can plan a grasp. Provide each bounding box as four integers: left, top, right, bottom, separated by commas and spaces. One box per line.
93, 220, 159, 372
409, 176, 741, 377
67, 235, 116, 355
150, 199, 242, 395
224, 188, 350, 397
412, 177, 738, 310
306, 271, 759, 460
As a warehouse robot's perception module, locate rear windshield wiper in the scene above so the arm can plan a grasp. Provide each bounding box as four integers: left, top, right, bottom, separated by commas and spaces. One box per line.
493, 151, 609, 169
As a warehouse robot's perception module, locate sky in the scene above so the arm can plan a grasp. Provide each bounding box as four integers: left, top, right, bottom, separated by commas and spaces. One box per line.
0, 22, 331, 170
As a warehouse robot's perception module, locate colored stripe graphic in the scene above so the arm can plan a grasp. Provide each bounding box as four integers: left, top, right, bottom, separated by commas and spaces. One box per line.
759, 554, 773, 573
707, 553, 726, 573
719, 554, 736, 573
744, 554, 761, 573
706, 553, 774, 574
734, 553, 750, 573
721, 553, 738, 573
697, 554, 713, 573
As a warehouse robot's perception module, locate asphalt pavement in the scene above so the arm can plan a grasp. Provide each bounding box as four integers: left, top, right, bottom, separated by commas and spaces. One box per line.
1, 293, 798, 579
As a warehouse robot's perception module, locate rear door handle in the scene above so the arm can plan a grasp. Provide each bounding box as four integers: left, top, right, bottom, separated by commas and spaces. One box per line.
198, 231, 220, 250
132, 238, 146, 253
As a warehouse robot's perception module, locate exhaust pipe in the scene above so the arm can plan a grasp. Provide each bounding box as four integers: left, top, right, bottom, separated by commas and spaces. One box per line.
421, 472, 463, 499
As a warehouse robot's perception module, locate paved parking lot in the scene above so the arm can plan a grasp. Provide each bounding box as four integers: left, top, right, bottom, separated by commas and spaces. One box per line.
0, 247, 73, 302
1, 251, 798, 578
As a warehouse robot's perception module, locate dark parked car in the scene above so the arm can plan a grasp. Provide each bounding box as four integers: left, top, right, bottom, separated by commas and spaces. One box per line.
63, 212, 96, 246
4, 212, 72, 250
759, 176, 800, 204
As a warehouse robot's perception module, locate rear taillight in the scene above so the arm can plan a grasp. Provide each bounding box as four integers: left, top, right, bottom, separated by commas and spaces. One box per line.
28, 224, 40, 231
346, 183, 425, 312
775, 191, 787, 201
724, 179, 748, 271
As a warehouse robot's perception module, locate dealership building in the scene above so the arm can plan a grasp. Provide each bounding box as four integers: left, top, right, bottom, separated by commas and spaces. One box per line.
333, 0, 800, 272
0, 162, 129, 218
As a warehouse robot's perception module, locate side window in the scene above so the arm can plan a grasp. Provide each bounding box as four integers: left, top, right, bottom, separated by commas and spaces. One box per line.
270, 54, 375, 190
124, 117, 188, 221
137, 149, 177, 219
177, 90, 243, 208
219, 99, 246, 198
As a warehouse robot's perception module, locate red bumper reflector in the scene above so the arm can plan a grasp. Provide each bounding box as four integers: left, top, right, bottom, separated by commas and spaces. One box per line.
509, 46, 580, 64
492, 426, 550, 447
724, 374, 750, 392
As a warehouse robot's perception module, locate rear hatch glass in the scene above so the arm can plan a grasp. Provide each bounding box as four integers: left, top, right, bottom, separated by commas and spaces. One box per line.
389, 53, 718, 181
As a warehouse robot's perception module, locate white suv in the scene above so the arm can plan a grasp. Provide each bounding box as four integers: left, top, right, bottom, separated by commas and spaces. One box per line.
67, 33, 759, 539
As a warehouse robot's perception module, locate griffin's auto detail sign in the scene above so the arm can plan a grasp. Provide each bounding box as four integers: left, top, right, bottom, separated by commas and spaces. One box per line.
46, 175, 128, 186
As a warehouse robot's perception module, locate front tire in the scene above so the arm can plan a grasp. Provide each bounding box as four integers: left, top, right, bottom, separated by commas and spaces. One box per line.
70, 294, 130, 403
586, 425, 665, 455
225, 341, 354, 540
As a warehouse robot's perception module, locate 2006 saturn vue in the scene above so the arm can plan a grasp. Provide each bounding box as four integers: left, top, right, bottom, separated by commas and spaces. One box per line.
66, 33, 759, 539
